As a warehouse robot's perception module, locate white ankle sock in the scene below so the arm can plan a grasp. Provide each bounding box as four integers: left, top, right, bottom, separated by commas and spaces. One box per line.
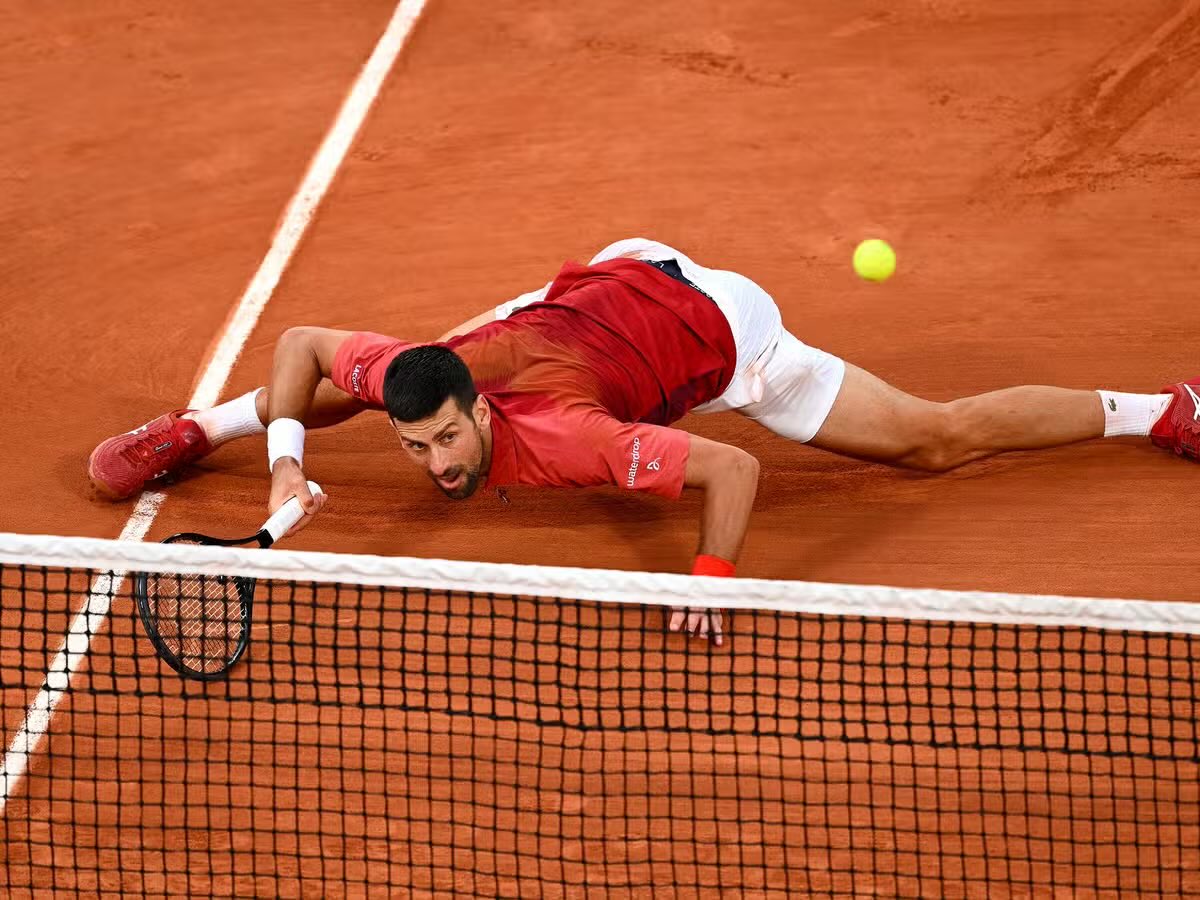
1097, 390, 1172, 438
186, 388, 266, 447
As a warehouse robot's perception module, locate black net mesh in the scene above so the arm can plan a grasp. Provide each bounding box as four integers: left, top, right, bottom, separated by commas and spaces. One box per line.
1, 562, 1198, 897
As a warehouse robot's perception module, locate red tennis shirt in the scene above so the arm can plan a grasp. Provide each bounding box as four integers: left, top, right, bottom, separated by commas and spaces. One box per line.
330, 258, 737, 499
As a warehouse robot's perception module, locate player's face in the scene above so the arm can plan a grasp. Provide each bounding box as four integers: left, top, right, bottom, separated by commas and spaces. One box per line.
392, 395, 490, 500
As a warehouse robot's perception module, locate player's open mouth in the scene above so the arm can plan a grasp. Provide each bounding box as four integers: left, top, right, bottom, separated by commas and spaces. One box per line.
438, 473, 463, 490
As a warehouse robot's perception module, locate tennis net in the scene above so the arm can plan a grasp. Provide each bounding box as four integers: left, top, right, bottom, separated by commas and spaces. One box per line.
0, 532, 1197, 898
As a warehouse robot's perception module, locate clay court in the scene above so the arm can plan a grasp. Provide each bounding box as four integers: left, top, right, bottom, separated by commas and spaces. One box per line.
3, 0, 1200, 896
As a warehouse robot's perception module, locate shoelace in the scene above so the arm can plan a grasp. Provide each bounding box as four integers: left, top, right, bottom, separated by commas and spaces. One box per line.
118, 421, 183, 466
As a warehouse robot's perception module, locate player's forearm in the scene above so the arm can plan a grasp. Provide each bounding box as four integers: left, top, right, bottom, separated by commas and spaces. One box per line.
264, 327, 355, 480
255, 381, 367, 430
268, 328, 327, 425
265, 329, 326, 476
695, 451, 759, 563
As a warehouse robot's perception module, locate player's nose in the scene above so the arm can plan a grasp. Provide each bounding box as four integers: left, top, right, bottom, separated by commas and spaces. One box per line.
429, 448, 451, 476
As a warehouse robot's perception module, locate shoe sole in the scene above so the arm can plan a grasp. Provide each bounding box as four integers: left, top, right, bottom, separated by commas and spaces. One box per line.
87, 439, 142, 501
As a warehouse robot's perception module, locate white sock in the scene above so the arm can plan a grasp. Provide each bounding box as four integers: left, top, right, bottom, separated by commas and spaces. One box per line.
186, 388, 266, 447
1097, 390, 1172, 438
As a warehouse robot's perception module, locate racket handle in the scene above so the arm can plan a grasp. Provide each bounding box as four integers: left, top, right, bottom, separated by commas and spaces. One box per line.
263, 480, 324, 545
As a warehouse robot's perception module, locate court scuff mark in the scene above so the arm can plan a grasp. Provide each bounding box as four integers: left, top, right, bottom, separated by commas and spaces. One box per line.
1013, 0, 1200, 189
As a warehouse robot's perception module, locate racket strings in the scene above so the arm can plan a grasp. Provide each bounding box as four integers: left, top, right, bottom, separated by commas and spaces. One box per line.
145, 542, 247, 675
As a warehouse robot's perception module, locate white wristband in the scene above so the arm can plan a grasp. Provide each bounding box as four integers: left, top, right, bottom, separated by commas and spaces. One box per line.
267, 418, 305, 472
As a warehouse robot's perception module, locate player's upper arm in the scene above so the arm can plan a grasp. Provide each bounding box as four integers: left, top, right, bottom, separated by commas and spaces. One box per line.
278, 326, 354, 377
684, 433, 760, 489
538, 410, 692, 498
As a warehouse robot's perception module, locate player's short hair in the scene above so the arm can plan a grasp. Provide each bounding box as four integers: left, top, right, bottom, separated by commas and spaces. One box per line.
382, 345, 478, 422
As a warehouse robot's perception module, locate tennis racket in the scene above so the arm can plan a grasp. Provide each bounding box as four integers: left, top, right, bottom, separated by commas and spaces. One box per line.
133, 481, 323, 681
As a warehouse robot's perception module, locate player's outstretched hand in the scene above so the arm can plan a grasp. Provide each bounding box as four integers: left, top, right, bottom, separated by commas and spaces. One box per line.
269, 458, 325, 537
668, 607, 724, 646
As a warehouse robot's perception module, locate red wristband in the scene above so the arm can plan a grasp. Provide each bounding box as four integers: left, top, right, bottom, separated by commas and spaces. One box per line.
692, 554, 736, 578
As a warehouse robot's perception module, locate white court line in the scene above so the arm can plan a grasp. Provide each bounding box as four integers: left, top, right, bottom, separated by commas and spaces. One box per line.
0, 494, 163, 806
0, 0, 428, 814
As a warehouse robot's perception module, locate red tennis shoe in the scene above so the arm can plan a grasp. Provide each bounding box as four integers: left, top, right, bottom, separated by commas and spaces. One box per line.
88, 410, 213, 500
1150, 380, 1200, 460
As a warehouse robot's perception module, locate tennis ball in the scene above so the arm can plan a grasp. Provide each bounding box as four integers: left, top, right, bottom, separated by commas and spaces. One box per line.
853, 239, 896, 282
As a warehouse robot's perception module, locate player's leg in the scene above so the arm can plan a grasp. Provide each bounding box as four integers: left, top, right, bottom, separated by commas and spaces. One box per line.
88, 381, 368, 499
184, 380, 368, 447
668, 247, 1180, 469
805, 363, 1108, 471
744, 335, 1177, 471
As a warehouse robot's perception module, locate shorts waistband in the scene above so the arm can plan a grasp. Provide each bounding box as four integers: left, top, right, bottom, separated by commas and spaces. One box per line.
641, 258, 715, 301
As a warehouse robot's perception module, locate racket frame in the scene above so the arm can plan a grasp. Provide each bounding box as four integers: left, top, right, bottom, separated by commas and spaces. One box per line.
132, 484, 320, 680
132, 530, 267, 681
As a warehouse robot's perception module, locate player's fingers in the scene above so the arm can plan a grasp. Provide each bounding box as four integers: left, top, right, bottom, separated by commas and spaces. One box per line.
295, 480, 318, 514
668, 607, 686, 632
286, 494, 324, 538
697, 612, 710, 640
687, 609, 704, 635
711, 610, 723, 647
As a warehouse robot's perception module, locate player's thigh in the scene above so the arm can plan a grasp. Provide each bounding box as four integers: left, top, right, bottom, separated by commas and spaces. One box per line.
807, 363, 946, 463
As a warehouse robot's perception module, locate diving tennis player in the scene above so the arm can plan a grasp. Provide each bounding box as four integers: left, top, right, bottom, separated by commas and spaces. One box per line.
88, 238, 1200, 644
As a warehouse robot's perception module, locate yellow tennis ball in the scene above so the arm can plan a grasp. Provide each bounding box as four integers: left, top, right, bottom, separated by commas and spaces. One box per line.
853, 239, 896, 282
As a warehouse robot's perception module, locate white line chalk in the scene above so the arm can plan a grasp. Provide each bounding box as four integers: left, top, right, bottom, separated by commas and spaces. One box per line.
0, 0, 428, 813
1, 492, 164, 807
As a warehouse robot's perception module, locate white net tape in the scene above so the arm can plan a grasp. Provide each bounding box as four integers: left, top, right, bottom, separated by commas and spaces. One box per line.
0, 531, 1197, 634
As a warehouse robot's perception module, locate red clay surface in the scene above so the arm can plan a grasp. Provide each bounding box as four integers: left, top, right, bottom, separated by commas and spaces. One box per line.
3, 0, 1200, 897
5, 0, 1200, 594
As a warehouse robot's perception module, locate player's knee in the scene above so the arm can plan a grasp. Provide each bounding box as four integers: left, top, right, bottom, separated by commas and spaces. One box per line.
902, 403, 969, 473
724, 446, 760, 482
737, 448, 761, 480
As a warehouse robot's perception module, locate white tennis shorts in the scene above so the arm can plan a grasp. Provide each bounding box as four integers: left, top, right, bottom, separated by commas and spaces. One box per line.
589, 238, 846, 443
495, 238, 846, 443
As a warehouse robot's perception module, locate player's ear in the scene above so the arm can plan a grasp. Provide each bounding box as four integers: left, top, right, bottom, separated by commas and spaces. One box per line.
473, 394, 490, 430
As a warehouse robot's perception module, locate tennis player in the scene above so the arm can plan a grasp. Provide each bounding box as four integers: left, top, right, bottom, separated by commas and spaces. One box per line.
89, 238, 1200, 644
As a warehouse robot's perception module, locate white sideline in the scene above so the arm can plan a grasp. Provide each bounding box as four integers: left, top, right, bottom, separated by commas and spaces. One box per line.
0, 496, 163, 807
0, 0, 428, 814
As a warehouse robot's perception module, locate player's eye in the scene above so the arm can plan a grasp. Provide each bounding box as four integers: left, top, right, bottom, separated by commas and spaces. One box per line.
441, 433, 456, 445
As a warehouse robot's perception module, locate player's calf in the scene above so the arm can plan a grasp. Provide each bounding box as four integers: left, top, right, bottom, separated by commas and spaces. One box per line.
809, 367, 1123, 472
